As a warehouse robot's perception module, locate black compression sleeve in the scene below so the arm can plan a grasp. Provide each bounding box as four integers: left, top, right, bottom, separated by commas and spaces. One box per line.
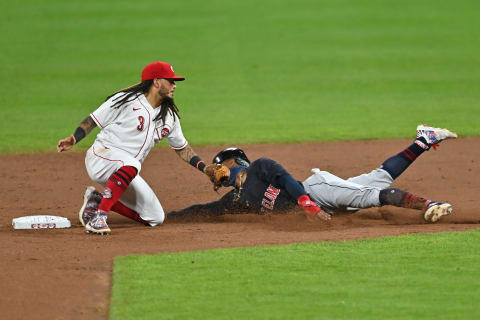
277, 174, 307, 200
189, 155, 206, 172
167, 191, 236, 219
73, 127, 86, 144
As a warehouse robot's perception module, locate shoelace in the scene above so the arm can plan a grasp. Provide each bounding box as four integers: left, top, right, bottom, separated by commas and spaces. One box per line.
86, 193, 102, 210
416, 130, 441, 151
92, 215, 108, 228
86, 201, 98, 209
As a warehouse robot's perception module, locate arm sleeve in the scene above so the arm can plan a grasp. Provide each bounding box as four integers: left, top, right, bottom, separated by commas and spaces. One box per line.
276, 174, 307, 200
90, 93, 124, 128
251, 158, 305, 200
167, 191, 236, 219
251, 158, 290, 186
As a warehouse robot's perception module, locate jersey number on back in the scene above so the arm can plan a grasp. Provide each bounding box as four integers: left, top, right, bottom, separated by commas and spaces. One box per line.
137, 116, 145, 131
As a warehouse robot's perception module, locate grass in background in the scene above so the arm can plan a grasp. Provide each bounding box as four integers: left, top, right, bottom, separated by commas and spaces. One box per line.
1, 0, 479, 153
110, 229, 480, 320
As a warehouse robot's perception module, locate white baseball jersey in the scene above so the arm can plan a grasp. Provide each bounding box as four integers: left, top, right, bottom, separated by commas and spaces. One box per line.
84, 92, 189, 226
90, 92, 188, 164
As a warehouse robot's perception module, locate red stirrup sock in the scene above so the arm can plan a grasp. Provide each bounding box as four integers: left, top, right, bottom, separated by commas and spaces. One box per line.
111, 202, 150, 226
98, 166, 138, 213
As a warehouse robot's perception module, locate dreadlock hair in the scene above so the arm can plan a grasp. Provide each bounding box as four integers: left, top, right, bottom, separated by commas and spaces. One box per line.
105, 80, 180, 123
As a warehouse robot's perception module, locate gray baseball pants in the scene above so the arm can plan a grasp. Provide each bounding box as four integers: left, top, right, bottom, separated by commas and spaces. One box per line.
302, 167, 394, 214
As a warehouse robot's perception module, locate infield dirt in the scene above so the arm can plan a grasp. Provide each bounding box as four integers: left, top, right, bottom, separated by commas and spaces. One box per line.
1, 138, 479, 320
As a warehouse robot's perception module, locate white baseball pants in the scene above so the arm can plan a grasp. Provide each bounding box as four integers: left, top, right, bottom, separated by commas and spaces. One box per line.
84, 144, 164, 226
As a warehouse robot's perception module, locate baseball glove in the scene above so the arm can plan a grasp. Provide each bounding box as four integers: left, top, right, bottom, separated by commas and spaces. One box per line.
206, 164, 230, 191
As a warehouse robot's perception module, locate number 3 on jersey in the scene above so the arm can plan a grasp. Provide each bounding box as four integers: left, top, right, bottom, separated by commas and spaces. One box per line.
137, 116, 145, 131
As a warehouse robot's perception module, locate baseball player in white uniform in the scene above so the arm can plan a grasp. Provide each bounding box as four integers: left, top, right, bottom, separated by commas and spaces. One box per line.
57, 61, 214, 234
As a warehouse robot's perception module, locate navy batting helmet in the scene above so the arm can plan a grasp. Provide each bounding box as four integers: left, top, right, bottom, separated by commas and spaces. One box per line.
212, 148, 250, 167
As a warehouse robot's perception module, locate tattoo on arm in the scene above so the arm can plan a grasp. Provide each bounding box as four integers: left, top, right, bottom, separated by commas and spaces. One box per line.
73, 116, 97, 144
79, 116, 97, 135
175, 145, 197, 163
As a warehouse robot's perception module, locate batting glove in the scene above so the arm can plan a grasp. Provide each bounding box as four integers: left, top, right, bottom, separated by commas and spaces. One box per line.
297, 195, 331, 220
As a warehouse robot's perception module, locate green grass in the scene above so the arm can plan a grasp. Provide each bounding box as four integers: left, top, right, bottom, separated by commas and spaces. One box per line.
110, 229, 480, 320
1, 0, 479, 153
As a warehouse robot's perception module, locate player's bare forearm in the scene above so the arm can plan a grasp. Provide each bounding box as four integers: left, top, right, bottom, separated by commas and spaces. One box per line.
175, 145, 211, 174
71, 116, 97, 144
73, 115, 97, 144
79, 116, 97, 135
57, 115, 97, 152
175, 144, 197, 163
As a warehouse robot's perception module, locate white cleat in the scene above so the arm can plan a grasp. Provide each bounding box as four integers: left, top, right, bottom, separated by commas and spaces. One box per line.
416, 124, 457, 146
79, 186, 96, 226
424, 202, 453, 223
85, 211, 111, 235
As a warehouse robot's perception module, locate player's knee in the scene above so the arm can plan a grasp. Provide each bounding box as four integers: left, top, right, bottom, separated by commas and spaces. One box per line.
134, 189, 164, 226
145, 208, 165, 226
148, 215, 164, 226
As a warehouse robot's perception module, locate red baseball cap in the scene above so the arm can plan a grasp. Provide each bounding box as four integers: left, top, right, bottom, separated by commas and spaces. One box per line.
141, 61, 185, 81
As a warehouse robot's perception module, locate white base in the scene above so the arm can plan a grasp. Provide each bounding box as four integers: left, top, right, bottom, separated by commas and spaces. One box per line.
12, 215, 71, 230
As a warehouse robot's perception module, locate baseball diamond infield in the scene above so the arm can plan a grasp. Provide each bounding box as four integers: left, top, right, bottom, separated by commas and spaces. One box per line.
1, 138, 479, 320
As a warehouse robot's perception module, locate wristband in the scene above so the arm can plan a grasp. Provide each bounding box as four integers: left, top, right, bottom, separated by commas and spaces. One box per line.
189, 156, 206, 172
197, 161, 206, 172
73, 127, 86, 144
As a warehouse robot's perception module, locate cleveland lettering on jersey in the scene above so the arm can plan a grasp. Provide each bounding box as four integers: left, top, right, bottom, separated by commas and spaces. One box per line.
261, 185, 281, 211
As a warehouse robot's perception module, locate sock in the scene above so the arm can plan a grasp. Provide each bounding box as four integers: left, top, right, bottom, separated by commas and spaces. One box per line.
111, 201, 150, 226
380, 137, 428, 179
379, 188, 431, 210
98, 166, 138, 213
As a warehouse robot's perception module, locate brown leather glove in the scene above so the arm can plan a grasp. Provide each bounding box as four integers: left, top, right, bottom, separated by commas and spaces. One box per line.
205, 164, 230, 191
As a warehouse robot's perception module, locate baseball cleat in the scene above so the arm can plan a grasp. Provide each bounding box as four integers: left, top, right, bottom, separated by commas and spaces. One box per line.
416, 124, 457, 147
85, 210, 111, 235
78, 186, 103, 226
424, 202, 453, 223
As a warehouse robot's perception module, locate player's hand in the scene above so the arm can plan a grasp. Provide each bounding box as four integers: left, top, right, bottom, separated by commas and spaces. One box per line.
297, 195, 331, 221
314, 210, 332, 221
57, 135, 76, 152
